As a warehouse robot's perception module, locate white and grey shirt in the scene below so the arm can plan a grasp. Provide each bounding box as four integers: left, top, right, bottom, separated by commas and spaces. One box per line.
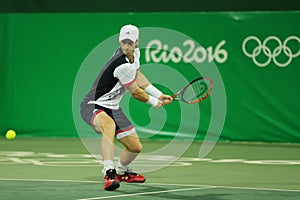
82, 47, 140, 110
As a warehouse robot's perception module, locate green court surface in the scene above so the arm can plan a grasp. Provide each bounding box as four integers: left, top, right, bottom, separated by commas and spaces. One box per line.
1, 138, 300, 200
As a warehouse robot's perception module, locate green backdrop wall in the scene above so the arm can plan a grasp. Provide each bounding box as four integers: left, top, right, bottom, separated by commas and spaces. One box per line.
1, 12, 299, 142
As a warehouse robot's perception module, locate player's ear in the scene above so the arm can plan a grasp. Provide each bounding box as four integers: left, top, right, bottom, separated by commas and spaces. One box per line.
135, 39, 139, 46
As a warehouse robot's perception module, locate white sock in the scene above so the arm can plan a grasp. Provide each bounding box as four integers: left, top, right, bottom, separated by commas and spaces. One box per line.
102, 160, 114, 175
116, 160, 128, 175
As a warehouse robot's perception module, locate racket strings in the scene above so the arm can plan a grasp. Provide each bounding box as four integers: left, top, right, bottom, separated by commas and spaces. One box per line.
183, 79, 210, 103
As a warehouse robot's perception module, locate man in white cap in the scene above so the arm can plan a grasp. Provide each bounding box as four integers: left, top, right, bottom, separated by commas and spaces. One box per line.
80, 24, 172, 191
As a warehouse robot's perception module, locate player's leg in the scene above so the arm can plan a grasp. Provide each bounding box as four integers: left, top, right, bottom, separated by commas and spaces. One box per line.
105, 107, 146, 183
93, 111, 115, 169
116, 133, 146, 183
92, 111, 120, 191
118, 132, 142, 167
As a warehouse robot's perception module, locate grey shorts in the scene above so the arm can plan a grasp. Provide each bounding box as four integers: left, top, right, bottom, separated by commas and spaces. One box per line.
80, 103, 135, 139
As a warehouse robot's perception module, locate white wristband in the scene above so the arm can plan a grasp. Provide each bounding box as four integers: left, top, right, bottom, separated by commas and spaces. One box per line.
144, 84, 163, 99
146, 95, 159, 107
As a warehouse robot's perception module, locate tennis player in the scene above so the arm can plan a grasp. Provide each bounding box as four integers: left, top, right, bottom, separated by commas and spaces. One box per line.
80, 24, 172, 191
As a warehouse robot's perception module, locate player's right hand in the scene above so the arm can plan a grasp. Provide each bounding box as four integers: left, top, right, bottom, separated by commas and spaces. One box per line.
158, 94, 173, 105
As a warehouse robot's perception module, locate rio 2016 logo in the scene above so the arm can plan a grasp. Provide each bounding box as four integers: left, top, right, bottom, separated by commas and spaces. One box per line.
145, 39, 228, 64
242, 36, 300, 67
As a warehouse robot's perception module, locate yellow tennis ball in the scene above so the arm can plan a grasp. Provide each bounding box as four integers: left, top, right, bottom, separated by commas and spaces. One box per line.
6, 130, 16, 140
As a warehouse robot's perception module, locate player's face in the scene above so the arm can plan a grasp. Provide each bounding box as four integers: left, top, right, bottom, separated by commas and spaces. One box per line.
120, 39, 137, 56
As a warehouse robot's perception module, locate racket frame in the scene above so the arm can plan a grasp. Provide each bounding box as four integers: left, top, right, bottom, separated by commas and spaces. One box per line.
172, 77, 213, 104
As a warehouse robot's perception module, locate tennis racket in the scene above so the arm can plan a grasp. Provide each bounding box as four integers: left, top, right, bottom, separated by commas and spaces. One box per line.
166, 77, 213, 104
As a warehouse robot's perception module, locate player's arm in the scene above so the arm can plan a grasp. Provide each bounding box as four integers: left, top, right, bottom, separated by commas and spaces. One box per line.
136, 69, 150, 89
114, 64, 163, 108
136, 70, 173, 105
126, 81, 163, 108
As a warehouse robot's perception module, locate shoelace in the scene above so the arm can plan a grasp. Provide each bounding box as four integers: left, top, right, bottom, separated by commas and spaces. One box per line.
124, 168, 137, 175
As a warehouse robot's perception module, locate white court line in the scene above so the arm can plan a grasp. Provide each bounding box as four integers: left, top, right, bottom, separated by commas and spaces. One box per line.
77, 187, 216, 200
1, 178, 300, 193
0, 178, 98, 184
150, 182, 300, 193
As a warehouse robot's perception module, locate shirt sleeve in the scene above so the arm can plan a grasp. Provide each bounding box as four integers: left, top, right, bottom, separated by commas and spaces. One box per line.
134, 48, 140, 69
113, 63, 137, 87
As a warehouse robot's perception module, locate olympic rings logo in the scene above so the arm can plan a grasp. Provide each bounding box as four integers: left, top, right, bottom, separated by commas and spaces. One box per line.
242, 36, 300, 67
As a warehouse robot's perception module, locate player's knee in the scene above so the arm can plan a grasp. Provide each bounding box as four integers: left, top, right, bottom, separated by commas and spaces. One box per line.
129, 143, 143, 153
102, 122, 116, 132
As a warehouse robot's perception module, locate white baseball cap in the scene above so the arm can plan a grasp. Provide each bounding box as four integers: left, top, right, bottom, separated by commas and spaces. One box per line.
119, 24, 139, 43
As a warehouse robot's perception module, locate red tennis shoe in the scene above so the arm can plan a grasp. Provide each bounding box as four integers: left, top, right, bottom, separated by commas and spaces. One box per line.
103, 169, 120, 191
116, 168, 146, 183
